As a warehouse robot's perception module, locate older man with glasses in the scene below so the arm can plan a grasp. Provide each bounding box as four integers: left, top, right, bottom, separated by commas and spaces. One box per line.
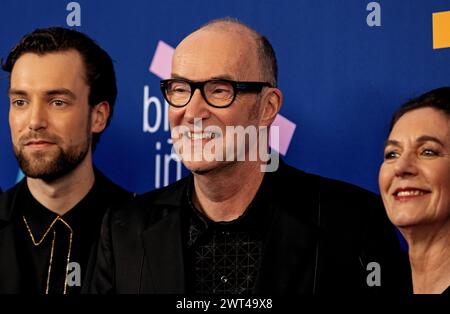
88, 17, 410, 295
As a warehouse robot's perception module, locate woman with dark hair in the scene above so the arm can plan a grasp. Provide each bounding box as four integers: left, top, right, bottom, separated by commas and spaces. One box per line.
379, 87, 450, 294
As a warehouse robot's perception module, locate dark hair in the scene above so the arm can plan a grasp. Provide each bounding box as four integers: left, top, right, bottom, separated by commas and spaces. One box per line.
200, 17, 278, 87
389, 87, 450, 133
2, 27, 117, 150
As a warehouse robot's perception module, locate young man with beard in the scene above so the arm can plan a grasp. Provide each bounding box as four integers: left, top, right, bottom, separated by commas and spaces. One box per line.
89, 18, 411, 294
0, 27, 132, 294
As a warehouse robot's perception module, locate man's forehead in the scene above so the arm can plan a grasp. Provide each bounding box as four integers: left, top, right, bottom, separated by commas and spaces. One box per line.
9, 50, 90, 97
173, 28, 259, 79
177, 26, 255, 51
13, 49, 83, 66
11, 50, 88, 83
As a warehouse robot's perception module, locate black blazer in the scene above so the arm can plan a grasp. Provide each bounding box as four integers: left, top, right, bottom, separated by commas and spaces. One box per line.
88, 161, 411, 294
0, 169, 132, 294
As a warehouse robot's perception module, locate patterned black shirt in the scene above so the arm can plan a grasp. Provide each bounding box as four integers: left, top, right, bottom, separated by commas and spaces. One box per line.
184, 176, 273, 294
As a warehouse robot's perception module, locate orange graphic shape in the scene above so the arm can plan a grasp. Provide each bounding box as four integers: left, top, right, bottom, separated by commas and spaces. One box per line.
433, 10, 450, 49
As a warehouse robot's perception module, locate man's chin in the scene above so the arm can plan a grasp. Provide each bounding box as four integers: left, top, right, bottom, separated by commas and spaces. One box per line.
184, 160, 233, 175
16, 145, 89, 182
22, 163, 68, 182
184, 161, 212, 174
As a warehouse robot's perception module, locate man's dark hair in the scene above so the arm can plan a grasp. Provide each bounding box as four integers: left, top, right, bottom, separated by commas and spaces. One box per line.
389, 87, 450, 132
2, 26, 117, 150
200, 17, 278, 87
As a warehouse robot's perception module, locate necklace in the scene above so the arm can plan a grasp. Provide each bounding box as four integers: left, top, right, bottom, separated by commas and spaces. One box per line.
22, 215, 73, 294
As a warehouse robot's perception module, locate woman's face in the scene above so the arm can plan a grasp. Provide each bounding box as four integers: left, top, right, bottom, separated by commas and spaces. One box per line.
379, 107, 450, 229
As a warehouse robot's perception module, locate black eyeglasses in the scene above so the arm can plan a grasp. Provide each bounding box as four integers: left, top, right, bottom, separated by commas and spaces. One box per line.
160, 78, 272, 108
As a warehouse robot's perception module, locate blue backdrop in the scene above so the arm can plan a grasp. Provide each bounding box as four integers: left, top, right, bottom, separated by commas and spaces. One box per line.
1, 0, 450, 195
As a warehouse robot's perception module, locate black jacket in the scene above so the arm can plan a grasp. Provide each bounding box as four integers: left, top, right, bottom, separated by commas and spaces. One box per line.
0, 169, 133, 294
88, 161, 411, 294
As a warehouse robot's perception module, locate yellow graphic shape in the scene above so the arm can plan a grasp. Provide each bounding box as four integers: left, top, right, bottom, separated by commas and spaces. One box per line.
433, 10, 450, 49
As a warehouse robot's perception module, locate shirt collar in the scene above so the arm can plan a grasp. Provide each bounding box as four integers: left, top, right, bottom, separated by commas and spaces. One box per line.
21, 183, 59, 241
20, 179, 99, 241
184, 173, 275, 247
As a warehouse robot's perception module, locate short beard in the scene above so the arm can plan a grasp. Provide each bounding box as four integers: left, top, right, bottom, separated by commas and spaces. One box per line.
14, 136, 91, 183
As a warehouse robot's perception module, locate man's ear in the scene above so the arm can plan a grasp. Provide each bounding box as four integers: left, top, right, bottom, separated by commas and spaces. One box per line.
260, 88, 283, 126
91, 101, 110, 133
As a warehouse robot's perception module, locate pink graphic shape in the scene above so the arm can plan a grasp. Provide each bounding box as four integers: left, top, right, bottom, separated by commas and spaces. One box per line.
149, 40, 174, 79
270, 114, 297, 155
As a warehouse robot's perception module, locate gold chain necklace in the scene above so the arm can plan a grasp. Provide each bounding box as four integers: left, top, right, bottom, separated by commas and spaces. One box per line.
22, 215, 73, 294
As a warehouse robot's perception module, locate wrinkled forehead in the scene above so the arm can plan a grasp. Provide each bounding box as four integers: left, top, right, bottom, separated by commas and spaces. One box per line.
390, 108, 450, 145
172, 29, 260, 81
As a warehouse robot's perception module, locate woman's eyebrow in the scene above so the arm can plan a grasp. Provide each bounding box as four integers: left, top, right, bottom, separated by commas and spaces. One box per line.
384, 139, 401, 148
384, 136, 445, 149
416, 135, 444, 146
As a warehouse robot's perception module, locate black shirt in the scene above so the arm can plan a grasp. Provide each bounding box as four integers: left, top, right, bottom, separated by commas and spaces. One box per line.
443, 285, 450, 295
184, 175, 274, 294
12, 173, 131, 294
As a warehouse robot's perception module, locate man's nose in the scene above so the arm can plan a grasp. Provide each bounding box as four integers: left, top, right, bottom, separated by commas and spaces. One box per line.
183, 89, 211, 123
28, 103, 48, 131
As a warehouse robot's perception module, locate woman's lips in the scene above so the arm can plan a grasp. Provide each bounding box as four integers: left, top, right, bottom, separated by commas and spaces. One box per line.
392, 187, 431, 201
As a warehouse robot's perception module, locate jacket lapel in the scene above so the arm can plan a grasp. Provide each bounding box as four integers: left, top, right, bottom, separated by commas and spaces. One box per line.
255, 206, 319, 294
0, 181, 25, 293
254, 162, 321, 294
141, 207, 186, 293
0, 225, 22, 293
